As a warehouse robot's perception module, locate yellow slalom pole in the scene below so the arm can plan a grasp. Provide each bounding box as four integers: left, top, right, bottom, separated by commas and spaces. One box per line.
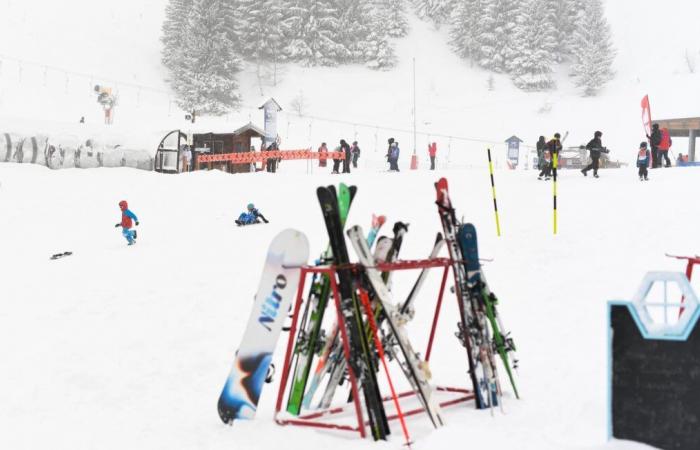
553, 152, 558, 235
486, 148, 501, 237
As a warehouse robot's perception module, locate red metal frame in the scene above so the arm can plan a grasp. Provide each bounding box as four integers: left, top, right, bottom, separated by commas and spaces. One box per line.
667, 254, 700, 317
273, 258, 474, 439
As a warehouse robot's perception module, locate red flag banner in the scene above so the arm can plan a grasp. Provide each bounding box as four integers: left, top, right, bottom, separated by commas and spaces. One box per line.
196, 149, 344, 164
641, 95, 652, 137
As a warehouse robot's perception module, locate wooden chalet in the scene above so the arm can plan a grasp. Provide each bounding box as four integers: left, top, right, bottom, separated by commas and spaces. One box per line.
193, 123, 266, 173
653, 117, 700, 161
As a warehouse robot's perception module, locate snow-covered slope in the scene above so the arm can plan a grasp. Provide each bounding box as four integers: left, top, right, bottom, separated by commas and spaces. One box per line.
1, 163, 698, 449
0, 1, 698, 166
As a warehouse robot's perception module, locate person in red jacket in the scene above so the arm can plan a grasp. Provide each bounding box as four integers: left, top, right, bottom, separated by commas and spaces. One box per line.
114, 200, 139, 245
428, 142, 437, 170
657, 127, 672, 168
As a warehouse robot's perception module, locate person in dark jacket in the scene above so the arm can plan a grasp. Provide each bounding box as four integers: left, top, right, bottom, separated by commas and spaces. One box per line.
340, 139, 351, 173
536, 136, 546, 170
538, 133, 562, 180
331, 145, 342, 174
386, 137, 395, 170
636, 142, 650, 181
647, 123, 661, 168
581, 130, 606, 178
351, 141, 360, 168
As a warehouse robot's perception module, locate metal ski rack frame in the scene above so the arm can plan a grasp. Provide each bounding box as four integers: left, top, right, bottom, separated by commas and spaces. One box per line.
666, 254, 700, 317
273, 258, 475, 439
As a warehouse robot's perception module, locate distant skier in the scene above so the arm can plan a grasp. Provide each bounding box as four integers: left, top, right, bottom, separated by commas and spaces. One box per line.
637, 142, 650, 181
538, 133, 561, 180
536, 136, 546, 170
647, 123, 661, 168
389, 142, 400, 171
318, 142, 328, 168
657, 126, 672, 167
386, 137, 395, 170
581, 130, 607, 178
341, 139, 351, 173
331, 145, 342, 174
428, 142, 437, 170
351, 141, 361, 168
114, 200, 139, 245
236, 203, 269, 226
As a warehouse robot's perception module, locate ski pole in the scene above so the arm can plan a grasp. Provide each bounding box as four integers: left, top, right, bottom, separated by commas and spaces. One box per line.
553, 152, 558, 235
486, 148, 501, 237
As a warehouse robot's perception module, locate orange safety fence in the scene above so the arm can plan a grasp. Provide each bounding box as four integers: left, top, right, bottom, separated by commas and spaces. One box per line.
196, 149, 345, 164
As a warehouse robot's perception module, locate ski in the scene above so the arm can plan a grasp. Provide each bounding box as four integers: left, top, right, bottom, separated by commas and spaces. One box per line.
218, 229, 309, 424
286, 183, 356, 415
317, 185, 389, 440
434, 177, 493, 410
348, 225, 445, 428
401, 233, 445, 316
458, 223, 519, 399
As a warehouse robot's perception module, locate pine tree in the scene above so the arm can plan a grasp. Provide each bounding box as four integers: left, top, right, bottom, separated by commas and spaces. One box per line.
283, 0, 344, 66
161, 0, 194, 70
450, 0, 483, 62
237, 0, 285, 62
412, 0, 454, 28
170, 0, 242, 115
336, 0, 396, 68
383, 0, 409, 38
477, 0, 518, 72
508, 0, 557, 91
569, 0, 615, 96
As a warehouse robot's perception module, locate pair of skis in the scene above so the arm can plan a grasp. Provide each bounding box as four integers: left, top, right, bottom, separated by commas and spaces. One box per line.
434, 177, 518, 411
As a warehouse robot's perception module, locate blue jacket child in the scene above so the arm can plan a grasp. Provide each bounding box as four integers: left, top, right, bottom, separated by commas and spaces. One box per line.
236, 203, 268, 225
115, 200, 139, 245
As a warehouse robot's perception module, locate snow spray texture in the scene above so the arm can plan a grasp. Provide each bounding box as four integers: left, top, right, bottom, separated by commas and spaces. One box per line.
218, 229, 309, 424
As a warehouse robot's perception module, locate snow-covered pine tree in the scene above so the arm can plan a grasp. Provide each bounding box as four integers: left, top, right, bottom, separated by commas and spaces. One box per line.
382, 0, 409, 38
569, 0, 615, 96
283, 0, 343, 66
477, 0, 518, 73
161, 0, 194, 70
170, 0, 242, 115
508, 0, 556, 91
412, 0, 454, 28
336, 0, 396, 68
449, 0, 483, 63
236, 0, 284, 62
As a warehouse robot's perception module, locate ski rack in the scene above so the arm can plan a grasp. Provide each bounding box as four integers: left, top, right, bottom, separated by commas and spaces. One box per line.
273, 258, 475, 439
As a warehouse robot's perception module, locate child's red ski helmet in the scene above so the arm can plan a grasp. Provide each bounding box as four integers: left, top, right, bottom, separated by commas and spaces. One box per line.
119, 200, 128, 210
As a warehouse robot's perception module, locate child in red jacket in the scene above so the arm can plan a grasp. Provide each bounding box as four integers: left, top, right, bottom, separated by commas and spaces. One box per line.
115, 200, 139, 245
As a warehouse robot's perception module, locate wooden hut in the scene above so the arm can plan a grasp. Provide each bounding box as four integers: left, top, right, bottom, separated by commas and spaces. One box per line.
192, 123, 266, 173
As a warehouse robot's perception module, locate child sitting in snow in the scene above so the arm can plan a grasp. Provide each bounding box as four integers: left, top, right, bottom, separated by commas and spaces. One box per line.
236, 203, 269, 226
637, 142, 650, 181
115, 200, 139, 245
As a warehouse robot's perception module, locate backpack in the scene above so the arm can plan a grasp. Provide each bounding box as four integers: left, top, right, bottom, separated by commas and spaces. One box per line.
659, 128, 672, 150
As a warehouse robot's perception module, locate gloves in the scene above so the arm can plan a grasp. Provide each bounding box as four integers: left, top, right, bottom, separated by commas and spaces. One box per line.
135, 221, 139, 226
263, 218, 269, 224
115, 223, 120, 228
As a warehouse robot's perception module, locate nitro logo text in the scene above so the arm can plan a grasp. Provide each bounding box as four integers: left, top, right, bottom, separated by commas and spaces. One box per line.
258, 275, 287, 332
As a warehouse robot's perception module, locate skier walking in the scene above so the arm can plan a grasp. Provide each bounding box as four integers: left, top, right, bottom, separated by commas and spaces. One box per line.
637, 142, 650, 181
115, 200, 139, 245
331, 145, 342, 174
428, 142, 437, 170
236, 203, 269, 226
581, 131, 606, 178
351, 141, 361, 168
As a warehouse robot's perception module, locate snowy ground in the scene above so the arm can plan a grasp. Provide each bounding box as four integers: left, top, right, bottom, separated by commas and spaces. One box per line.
1, 162, 697, 449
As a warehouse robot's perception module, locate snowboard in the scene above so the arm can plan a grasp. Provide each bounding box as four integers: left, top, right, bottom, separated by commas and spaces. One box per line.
217, 229, 309, 424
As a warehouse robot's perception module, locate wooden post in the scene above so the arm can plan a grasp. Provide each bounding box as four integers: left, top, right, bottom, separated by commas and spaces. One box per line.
689, 129, 697, 162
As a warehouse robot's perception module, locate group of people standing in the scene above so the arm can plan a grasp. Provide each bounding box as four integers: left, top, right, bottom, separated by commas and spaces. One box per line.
536, 133, 563, 180
317, 140, 361, 173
